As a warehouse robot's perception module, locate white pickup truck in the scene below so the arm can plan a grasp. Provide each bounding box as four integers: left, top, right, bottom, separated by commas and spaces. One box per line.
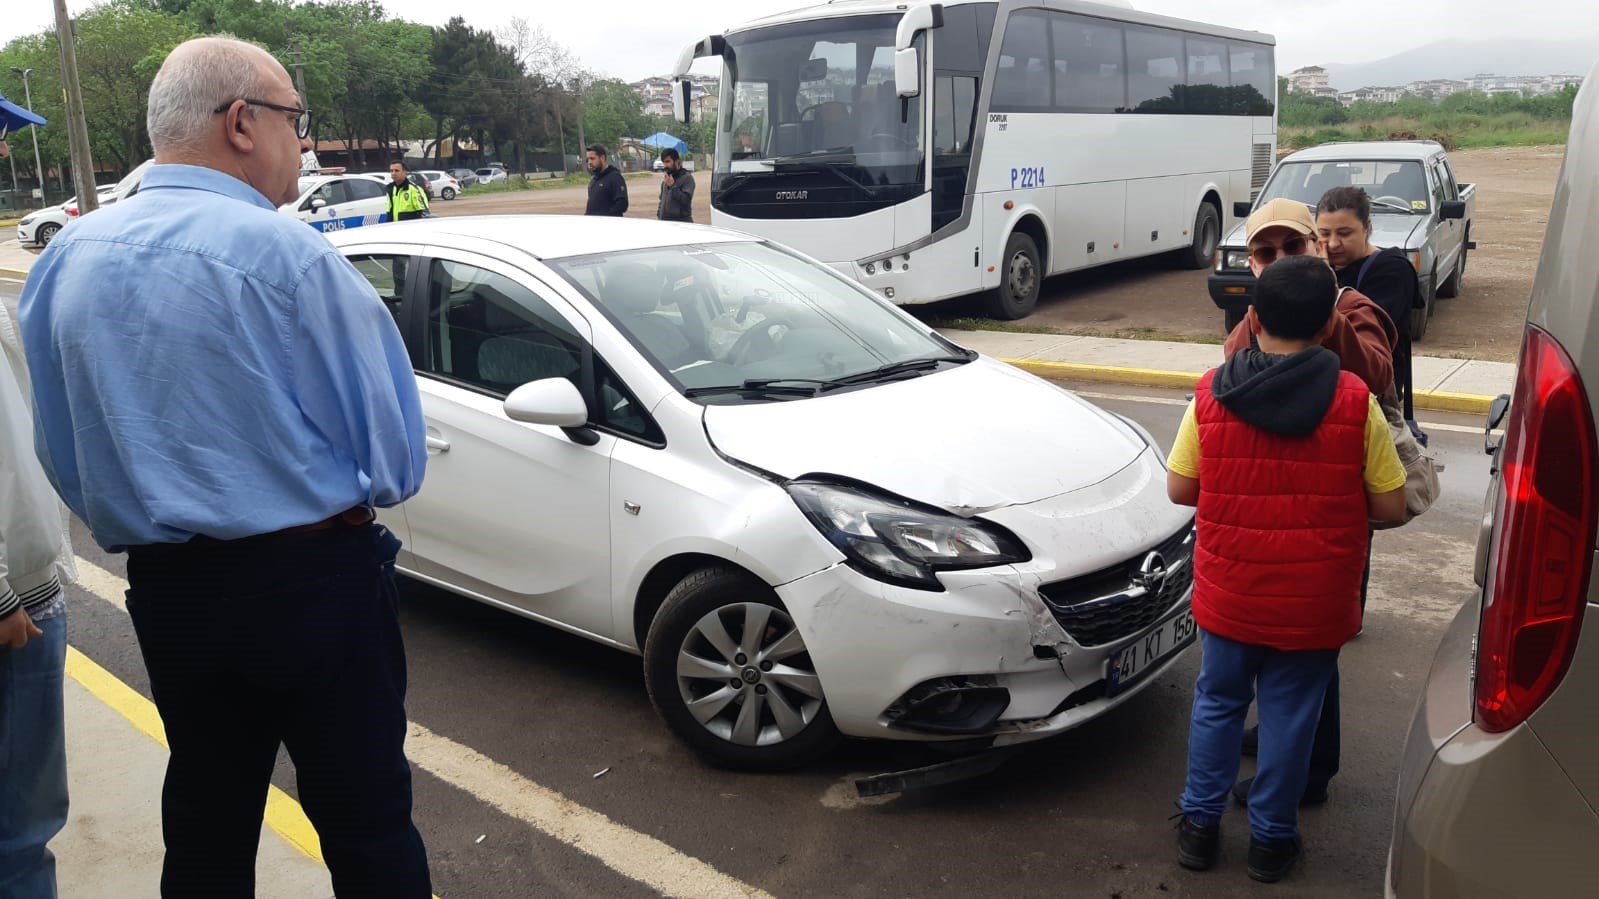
1209, 140, 1476, 340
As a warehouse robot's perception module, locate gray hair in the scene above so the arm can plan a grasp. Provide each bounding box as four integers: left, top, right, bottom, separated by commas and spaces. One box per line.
147, 37, 282, 154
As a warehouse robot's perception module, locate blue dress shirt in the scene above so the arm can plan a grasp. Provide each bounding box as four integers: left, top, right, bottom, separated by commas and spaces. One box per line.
19, 164, 426, 551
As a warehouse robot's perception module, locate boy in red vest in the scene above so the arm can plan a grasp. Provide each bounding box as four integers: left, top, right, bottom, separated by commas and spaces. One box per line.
1167, 254, 1406, 882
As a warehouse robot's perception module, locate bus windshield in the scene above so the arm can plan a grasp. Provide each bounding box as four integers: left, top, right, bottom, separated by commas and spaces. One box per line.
720, 14, 923, 184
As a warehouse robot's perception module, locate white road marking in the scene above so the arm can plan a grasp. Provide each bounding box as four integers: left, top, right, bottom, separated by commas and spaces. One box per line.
1071, 389, 1487, 434
70, 556, 773, 899
0, 276, 26, 285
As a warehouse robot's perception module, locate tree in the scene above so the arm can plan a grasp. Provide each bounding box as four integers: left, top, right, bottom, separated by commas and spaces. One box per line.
73, 4, 196, 169
583, 79, 647, 156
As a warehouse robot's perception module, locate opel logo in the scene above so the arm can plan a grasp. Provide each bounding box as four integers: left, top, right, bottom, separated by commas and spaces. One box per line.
1136, 551, 1169, 594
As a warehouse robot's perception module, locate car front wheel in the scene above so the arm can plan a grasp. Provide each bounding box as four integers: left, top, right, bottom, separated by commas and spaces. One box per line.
643, 566, 840, 770
36, 222, 61, 245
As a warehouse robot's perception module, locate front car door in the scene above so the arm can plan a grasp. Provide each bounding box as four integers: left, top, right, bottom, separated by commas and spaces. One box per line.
339, 176, 392, 227
402, 247, 618, 641
1431, 157, 1463, 276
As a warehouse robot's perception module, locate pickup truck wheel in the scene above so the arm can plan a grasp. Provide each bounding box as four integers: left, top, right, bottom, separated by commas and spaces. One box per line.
1438, 238, 1467, 298
1223, 307, 1244, 335
1410, 272, 1435, 342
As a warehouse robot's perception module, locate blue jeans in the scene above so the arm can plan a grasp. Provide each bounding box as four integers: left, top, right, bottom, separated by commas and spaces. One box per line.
0, 608, 68, 899
1181, 629, 1338, 841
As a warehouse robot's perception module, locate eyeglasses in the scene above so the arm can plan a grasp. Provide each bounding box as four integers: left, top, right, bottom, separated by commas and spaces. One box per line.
213, 99, 312, 139
1249, 235, 1309, 266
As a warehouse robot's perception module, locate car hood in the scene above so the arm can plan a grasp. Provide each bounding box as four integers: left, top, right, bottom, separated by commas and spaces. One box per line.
700, 357, 1149, 514
1220, 213, 1423, 250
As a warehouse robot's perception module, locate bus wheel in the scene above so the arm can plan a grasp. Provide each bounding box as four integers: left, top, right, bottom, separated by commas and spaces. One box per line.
986, 232, 1040, 320
1179, 203, 1221, 270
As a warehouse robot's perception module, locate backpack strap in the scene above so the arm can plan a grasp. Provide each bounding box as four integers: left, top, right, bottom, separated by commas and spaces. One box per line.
1355, 251, 1383, 291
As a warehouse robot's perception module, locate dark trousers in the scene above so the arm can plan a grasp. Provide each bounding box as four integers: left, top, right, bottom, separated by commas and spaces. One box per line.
125, 524, 431, 898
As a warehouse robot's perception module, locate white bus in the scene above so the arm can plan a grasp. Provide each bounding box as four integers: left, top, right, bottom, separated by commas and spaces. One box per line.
672, 0, 1276, 318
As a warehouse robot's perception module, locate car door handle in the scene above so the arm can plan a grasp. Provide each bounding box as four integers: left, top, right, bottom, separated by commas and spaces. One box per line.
426, 435, 451, 453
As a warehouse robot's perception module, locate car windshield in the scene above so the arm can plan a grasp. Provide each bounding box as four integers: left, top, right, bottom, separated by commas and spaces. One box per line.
1260, 160, 1431, 213
548, 241, 968, 403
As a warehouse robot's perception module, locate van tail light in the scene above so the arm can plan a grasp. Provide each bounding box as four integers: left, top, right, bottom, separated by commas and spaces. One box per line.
1474, 324, 1598, 733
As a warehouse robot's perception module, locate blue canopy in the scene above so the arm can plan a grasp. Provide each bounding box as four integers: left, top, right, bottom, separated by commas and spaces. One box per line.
0, 91, 47, 139
639, 131, 687, 154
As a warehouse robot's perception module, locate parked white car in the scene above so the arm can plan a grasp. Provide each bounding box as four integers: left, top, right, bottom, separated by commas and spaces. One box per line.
417, 170, 462, 200
330, 216, 1195, 770
16, 184, 116, 246
281, 174, 391, 233
474, 167, 508, 184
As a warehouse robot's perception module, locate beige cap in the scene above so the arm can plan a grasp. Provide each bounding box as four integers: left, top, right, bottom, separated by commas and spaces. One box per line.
1245, 197, 1315, 243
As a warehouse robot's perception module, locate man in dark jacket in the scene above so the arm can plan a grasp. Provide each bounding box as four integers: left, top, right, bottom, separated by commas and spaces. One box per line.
656, 148, 695, 223
584, 144, 628, 217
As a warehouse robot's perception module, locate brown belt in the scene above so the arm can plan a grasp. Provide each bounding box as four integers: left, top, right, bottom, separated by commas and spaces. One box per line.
187, 506, 376, 546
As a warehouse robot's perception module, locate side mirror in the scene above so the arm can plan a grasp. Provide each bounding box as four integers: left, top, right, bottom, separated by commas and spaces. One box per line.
894, 48, 921, 99
1484, 392, 1511, 455
671, 78, 693, 126
311, 197, 327, 210
505, 377, 590, 429
1233, 200, 1252, 218
799, 58, 828, 82
1440, 200, 1466, 220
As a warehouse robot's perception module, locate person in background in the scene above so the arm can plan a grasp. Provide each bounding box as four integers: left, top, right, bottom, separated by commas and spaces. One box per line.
19, 36, 431, 897
386, 160, 429, 222
1170, 255, 1406, 884
584, 144, 628, 217
656, 147, 695, 223
1316, 185, 1427, 445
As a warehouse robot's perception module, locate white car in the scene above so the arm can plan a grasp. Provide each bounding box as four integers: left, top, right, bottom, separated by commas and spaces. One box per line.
474, 167, 508, 185
329, 216, 1195, 770
417, 170, 462, 200
17, 185, 116, 246
281, 174, 392, 233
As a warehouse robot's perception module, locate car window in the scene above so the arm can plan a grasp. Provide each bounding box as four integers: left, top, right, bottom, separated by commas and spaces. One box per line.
549, 242, 961, 401
422, 259, 587, 397
344, 178, 386, 202
346, 254, 411, 328
306, 180, 348, 209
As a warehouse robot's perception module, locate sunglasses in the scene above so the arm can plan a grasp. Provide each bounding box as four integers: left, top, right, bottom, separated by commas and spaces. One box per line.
1249, 235, 1310, 266
213, 98, 312, 139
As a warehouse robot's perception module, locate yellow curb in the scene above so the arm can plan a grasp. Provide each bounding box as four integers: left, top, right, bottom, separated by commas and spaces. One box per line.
1002, 357, 1499, 415
0, 267, 28, 279
0, 219, 20, 229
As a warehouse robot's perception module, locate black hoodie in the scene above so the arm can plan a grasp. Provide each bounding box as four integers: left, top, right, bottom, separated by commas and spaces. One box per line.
1210, 346, 1344, 436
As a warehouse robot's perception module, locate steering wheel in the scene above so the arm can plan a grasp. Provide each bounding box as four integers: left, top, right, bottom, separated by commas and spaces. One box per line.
799, 101, 850, 124
864, 131, 916, 150
727, 319, 788, 366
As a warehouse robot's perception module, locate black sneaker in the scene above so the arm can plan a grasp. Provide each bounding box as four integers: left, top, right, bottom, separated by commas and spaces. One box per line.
1241, 724, 1259, 757
1231, 776, 1329, 808
1177, 817, 1221, 871
1247, 835, 1303, 883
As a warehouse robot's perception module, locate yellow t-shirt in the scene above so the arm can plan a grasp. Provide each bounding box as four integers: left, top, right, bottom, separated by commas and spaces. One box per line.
1166, 393, 1406, 493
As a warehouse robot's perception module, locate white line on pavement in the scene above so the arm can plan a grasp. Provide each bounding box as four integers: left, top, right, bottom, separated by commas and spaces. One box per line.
1071, 390, 1486, 434
69, 556, 773, 899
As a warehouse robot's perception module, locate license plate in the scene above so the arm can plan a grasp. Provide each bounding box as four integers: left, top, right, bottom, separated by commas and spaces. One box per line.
1106, 605, 1197, 696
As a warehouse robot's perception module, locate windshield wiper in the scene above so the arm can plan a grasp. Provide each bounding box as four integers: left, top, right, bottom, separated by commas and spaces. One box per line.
819, 354, 973, 388
1369, 198, 1416, 214
767, 158, 881, 198
683, 381, 822, 399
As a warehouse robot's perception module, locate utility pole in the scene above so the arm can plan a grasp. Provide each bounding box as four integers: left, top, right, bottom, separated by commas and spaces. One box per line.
289, 39, 306, 101
53, 0, 98, 214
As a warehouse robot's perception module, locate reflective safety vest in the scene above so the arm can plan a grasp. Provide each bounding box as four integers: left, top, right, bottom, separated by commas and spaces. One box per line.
388, 181, 428, 221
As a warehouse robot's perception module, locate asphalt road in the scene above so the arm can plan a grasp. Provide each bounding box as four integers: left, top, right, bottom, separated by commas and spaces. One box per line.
2, 277, 1493, 898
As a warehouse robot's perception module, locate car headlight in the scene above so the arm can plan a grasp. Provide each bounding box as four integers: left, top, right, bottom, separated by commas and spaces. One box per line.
18, 215, 34, 226
786, 479, 1031, 591
1220, 249, 1250, 272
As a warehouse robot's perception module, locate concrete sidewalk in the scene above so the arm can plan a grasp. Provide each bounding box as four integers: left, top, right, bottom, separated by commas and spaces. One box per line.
2, 236, 1513, 413
57, 650, 334, 897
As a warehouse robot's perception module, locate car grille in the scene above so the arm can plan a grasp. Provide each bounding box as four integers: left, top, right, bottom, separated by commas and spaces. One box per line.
1038, 523, 1196, 648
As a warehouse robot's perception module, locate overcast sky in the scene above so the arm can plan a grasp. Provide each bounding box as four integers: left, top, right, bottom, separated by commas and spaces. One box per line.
2, 0, 1595, 85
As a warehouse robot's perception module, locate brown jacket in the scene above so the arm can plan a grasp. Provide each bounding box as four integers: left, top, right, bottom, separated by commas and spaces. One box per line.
1223, 287, 1398, 397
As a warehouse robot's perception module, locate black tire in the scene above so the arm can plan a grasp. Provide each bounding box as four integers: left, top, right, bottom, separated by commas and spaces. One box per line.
36, 222, 61, 245
441, 186, 457, 201
1223, 306, 1245, 336
1411, 272, 1435, 342
1179, 203, 1221, 270
985, 231, 1041, 320
643, 566, 840, 770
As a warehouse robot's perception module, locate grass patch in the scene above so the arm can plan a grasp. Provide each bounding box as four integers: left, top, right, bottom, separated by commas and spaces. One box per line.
467, 171, 657, 194
1280, 114, 1571, 152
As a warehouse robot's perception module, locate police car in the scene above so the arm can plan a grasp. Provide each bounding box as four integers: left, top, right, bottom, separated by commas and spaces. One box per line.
279, 174, 391, 233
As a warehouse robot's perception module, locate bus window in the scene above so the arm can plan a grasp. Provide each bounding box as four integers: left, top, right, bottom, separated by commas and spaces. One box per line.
1126, 29, 1183, 111
1052, 15, 1125, 112
993, 11, 1052, 110
1228, 43, 1276, 115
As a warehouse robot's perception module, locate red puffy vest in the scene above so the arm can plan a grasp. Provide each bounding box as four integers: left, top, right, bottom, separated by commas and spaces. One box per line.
1191, 368, 1372, 650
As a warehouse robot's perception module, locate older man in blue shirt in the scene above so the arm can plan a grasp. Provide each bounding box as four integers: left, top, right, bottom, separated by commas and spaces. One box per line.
19, 37, 431, 897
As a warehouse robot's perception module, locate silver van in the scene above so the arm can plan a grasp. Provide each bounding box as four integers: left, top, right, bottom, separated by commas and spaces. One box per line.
1386, 64, 1599, 895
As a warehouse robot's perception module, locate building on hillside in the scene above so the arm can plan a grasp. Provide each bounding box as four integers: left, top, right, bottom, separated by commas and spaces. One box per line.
1339, 85, 1404, 106
1287, 65, 1337, 97
1405, 79, 1467, 99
